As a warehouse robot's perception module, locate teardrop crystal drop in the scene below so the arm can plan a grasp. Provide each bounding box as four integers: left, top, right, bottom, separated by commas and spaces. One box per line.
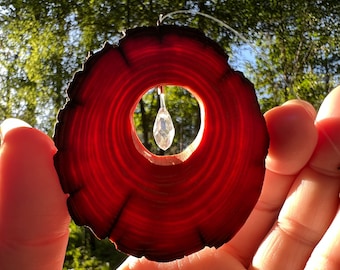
153, 107, 175, 151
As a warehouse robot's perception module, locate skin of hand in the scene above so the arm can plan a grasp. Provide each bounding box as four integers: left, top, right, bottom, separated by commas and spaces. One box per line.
0, 86, 339, 270
0, 119, 70, 270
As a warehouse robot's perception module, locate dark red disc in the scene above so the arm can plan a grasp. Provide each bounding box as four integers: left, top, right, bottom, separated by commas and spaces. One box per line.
54, 25, 269, 262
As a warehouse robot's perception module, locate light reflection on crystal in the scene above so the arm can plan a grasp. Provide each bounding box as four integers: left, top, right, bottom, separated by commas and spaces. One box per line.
153, 92, 175, 151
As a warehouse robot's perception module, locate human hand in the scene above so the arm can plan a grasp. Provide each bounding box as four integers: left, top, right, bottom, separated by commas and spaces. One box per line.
1, 86, 340, 270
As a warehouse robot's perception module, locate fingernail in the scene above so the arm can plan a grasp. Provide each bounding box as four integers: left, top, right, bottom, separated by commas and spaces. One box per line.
316, 85, 340, 122
0, 118, 32, 145
116, 256, 140, 270
282, 99, 317, 121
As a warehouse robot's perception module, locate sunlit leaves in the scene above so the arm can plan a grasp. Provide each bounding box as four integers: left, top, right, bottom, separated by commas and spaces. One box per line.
245, 0, 340, 112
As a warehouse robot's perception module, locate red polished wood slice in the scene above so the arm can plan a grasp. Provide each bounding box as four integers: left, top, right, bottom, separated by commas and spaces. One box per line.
54, 25, 269, 262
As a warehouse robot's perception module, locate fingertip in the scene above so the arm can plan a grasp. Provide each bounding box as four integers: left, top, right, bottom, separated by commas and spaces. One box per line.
316, 85, 340, 122
264, 100, 317, 175
309, 85, 340, 176
0, 118, 32, 144
117, 256, 140, 270
117, 256, 165, 270
281, 99, 317, 120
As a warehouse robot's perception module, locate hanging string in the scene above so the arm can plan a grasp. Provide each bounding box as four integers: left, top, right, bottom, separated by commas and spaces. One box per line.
159, 10, 300, 100
159, 10, 260, 57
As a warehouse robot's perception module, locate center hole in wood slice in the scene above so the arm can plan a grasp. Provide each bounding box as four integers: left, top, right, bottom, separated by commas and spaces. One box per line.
132, 85, 204, 165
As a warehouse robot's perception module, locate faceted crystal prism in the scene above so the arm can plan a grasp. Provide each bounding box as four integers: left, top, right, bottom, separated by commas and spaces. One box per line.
153, 93, 175, 151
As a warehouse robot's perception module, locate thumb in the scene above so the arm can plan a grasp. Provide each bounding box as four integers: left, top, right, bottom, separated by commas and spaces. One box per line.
0, 119, 70, 270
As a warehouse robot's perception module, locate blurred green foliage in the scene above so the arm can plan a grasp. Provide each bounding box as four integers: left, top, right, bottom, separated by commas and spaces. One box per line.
63, 222, 126, 269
